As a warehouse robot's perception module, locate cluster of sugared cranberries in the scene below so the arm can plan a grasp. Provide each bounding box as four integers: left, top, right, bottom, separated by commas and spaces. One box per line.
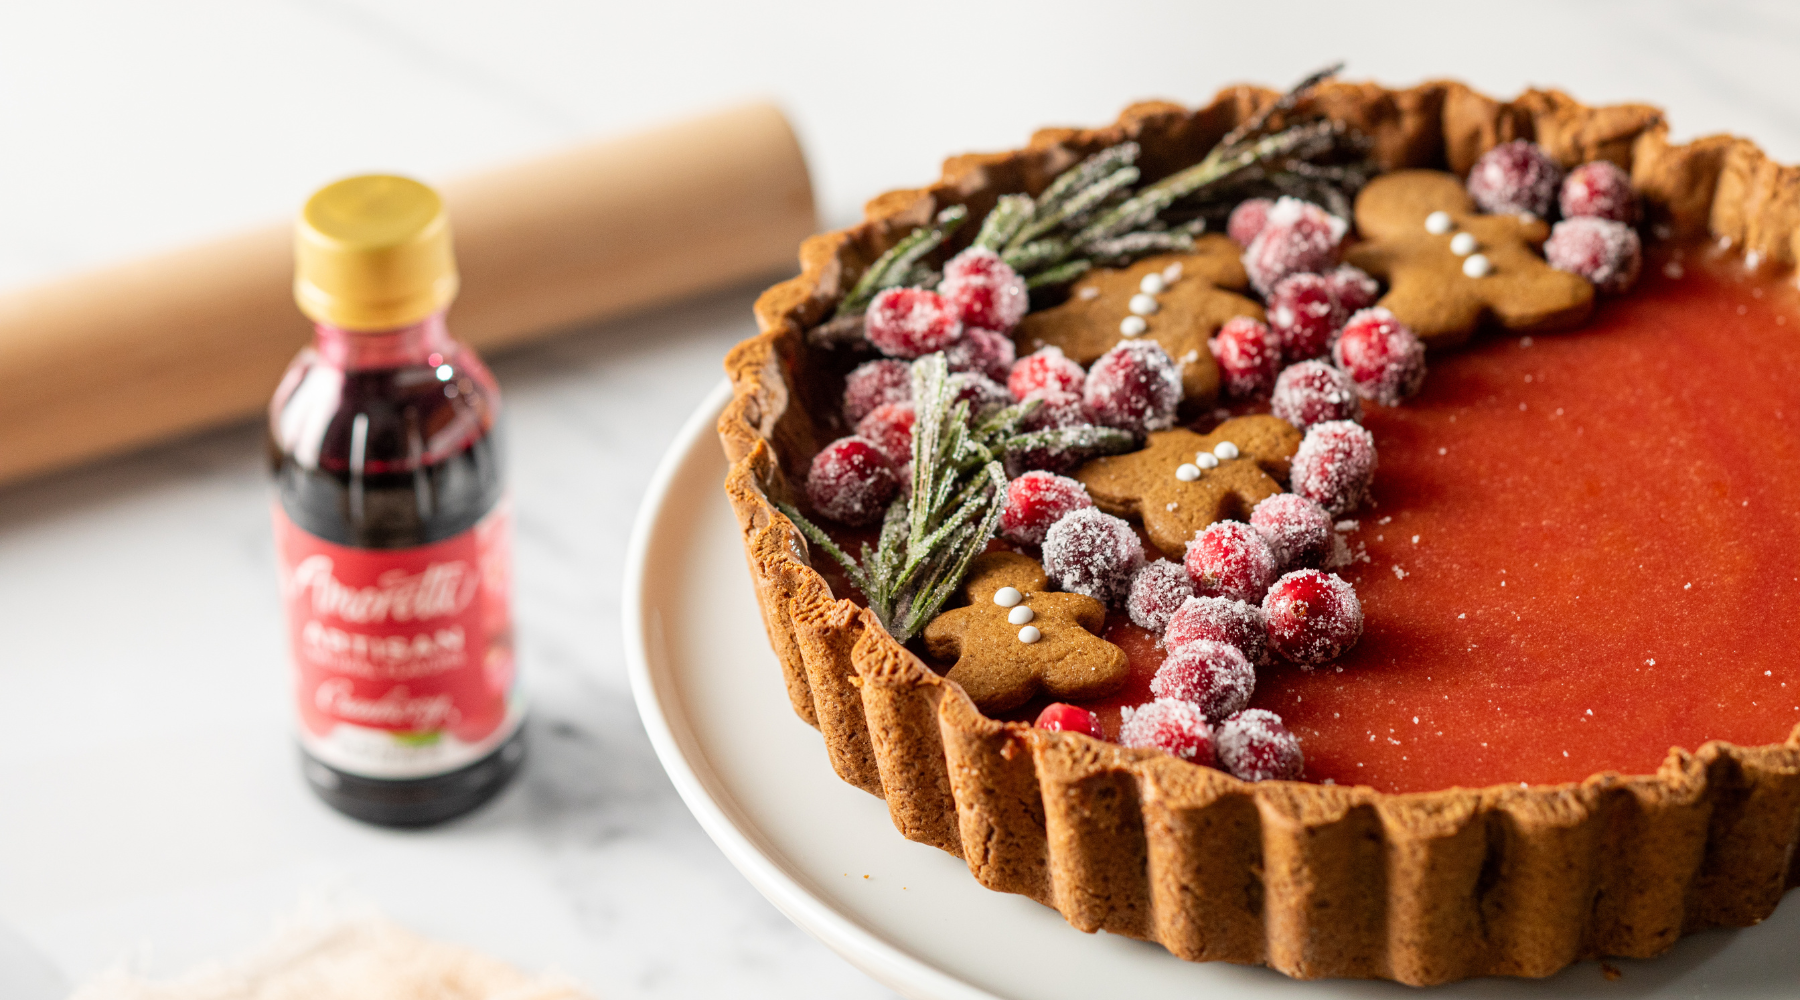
944, 327, 1015, 382
1271, 360, 1362, 429
1216, 709, 1304, 781
1324, 265, 1380, 313
855, 401, 916, 468
1001, 470, 1093, 546
1546, 217, 1642, 294
1119, 699, 1215, 764
1332, 308, 1426, 406
842, 358, 912, 424
1210, 316, 1282, 398
1249, 493, 1333, 570
805, 437, 899, 525
1008, 345, 1086, 399
864, 287, 963, 358
1559, 160, 1637, 224
1041, 506, 1145, 604
938, 247, 1029, 333
1290, 420, 1377, 516
1084, 340, 1181, 435
1262, 568, 1363, 665
1150, 640, 1254, 721
1184, 520, 1277, 604
1267, 273, 1344, 362
1227, 198, 1274, 248
1034, 702, 1104, 740
1466, 140, 1562, 218
1126, 559, 1196, 632
1243, 197, 1347, 295
1164, 595, 1268, 666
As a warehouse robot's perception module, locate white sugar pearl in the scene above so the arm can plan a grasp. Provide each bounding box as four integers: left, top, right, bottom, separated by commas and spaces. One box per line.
1213, 441, 1240, 460
1463, 253, 1493, 278
1425, 210, 1454, 235
1450, 232, 1478, 256
1176, 463, 1201, 482
1119, 315, 1148, 336
1008, 605, 1035, 625
1139, 273, 1166, 294
1129, 293, 1160, 315
993, 586, 1023, 608
1018, 625, 1042, 644
1196, 452, 1220, 469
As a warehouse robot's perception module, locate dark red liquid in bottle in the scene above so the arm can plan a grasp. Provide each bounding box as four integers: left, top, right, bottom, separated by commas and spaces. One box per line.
270, 315, 525, 826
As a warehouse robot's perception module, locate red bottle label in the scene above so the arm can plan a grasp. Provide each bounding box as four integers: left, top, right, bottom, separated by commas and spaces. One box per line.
273, 502, 521, 779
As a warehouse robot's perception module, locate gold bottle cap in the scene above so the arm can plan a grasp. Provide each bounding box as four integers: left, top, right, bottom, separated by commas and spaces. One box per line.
294, 174, 459, 331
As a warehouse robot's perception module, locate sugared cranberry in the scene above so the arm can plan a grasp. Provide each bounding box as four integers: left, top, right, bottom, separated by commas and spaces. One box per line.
939, 247, 1029, 333
1127, 559, 1196, 632
1164, 595, 1268, 666
1083, 340, 1181, 435
855, 401, 916, 468
1210, 316, 1282, 398
864, 287, 963, 359
1559, 160, 1637, 224
1009, 345, 1087, 400
842, 359, 912, 424
1035, 702, 1104, 740
1545, 217, 1642, 295
944, 327, 1016, 383
1466, 140, 1562, 218
1184, 520, 1277, 604
1042, 506, 1145, 604
1001, 470, 1093, 547
948, 371, 1011, 421
1019, 389, 1089, 431
1150, 640, 1254, 721
1271, 360, 1362, 429
1119, 699, 1215, 765
1324, 264, 1380, 313
805, 436, 899, 526
1332, 308, 1426, 406
1249, 493, 1333, 570
1263, 569, 1362, 665
1242, 197, 1347, 295
1267, 272, 1345, 362
1290, 420, 1377, 516
1227, 198, 1274, 248
1217, 709, 1304, 781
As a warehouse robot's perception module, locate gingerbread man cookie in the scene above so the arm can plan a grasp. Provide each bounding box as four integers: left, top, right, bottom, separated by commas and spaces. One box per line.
1073, 415, 1302, 559
923, 551, 1127, 713
1011, 235, 1263, 408
1344, 170, 1594, 349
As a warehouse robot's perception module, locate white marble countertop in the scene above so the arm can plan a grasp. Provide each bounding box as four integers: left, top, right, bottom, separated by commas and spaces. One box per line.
2, 2, 1798, 996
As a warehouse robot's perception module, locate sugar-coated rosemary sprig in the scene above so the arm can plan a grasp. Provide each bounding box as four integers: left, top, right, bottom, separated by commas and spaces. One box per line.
833, 206, 969, 320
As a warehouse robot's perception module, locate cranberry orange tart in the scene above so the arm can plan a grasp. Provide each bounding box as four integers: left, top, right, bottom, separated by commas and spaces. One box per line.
719, 69, 1799, 984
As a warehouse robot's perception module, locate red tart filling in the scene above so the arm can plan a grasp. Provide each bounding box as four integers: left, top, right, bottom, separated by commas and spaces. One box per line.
1065, 245, 1800, 792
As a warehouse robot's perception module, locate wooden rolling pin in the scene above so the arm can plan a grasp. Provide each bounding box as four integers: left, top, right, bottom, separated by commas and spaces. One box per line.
0, 102, 815, 486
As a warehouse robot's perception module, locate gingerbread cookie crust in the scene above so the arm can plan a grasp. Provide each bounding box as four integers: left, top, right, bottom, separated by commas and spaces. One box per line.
721, 79, 1800, 985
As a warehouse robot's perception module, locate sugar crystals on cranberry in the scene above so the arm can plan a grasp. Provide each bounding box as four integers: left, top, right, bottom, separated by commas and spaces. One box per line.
1184, 520, 1278, 604
947, 371, 1011, 421
1164, 595, 1268, 666
1332, 307, 1426, 406
1290, 419, 1377, 516
1249, 492, 1333, 570
1084, 339, 1181, 435
939, 247, 1030, 333
805, 436, 899, 526
1210, 315, 1282, 398
1118, 698, 1215, 765
1466, 140, 1562, 218
855, 401, 916, 468
1559, 160, 1638, 224
1150, 640, 1255, 721
1267, 272, 1345, 362
842, 358, 912, 424
1242, 197, 1347, 295
1018, 389, 1090, 432
1227, 198, 1274, 248
1035, 702, 1105, 740
1042, 506, 1145, 604
1545, 217, 1642, 294
864, 286, 964, 359
1271, 360, 1362, 430
1262, 568, 1363, 665
1008, 345, 1087, 400
1001, 470, 1094, 547
1217, 708, 1304, 781
1126, 558, 1196, 632
944, 327, 1017, 383
1323, 264, 1380, 314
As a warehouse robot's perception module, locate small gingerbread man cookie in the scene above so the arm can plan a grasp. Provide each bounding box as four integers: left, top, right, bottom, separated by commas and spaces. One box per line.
1073, 415, 1302, 559
923, 551, 1127, 713
1344, 170, 1594, 349
1011, 235, 1263, 407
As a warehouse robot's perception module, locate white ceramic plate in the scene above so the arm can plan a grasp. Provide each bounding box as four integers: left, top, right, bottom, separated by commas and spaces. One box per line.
623, 380, 1798, 1000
